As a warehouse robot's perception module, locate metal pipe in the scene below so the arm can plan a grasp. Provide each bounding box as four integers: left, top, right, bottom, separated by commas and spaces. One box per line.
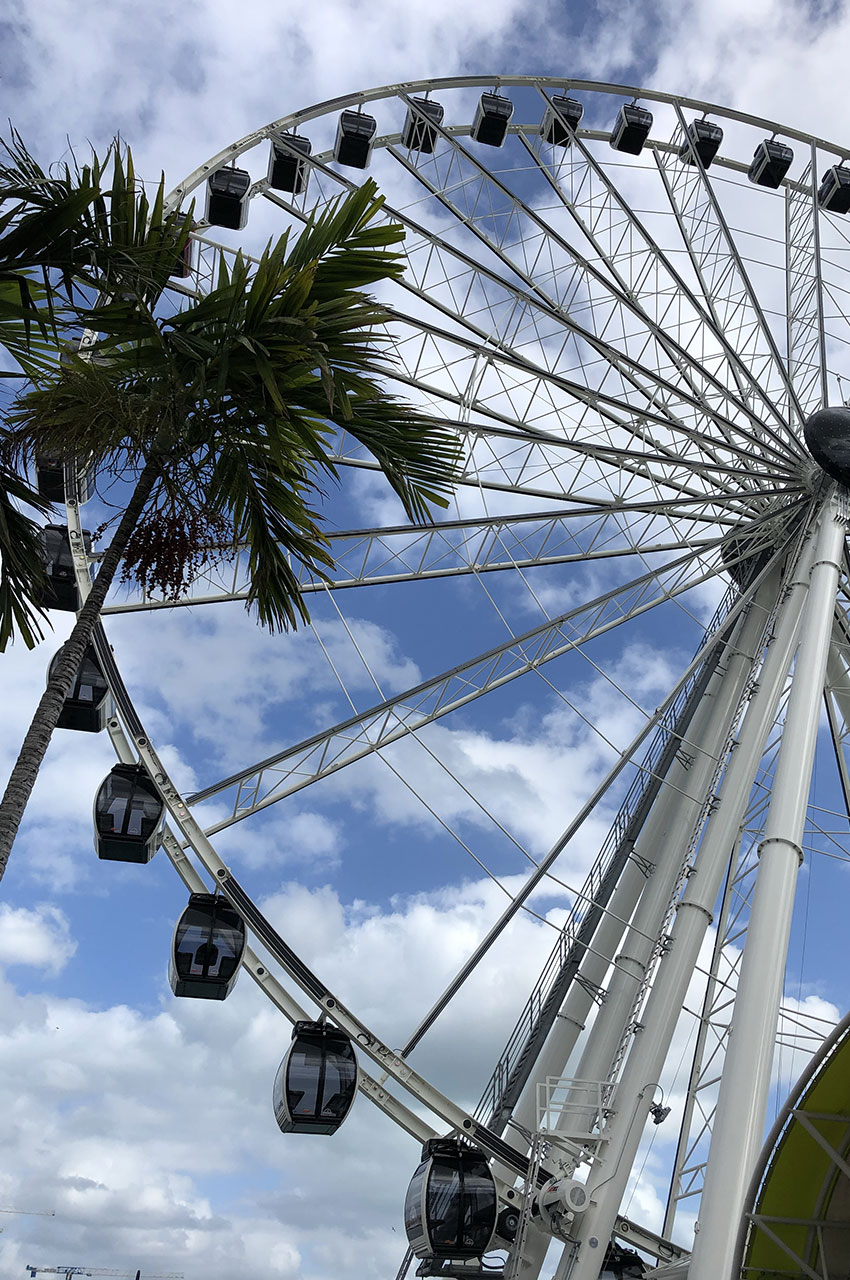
510, 861, 647, 1135
689, 494, 847, 1280
502, 585, 776, 1279
560, 526, 816, 1280
569, 585, 771, 1097
510, 587, 771, 1148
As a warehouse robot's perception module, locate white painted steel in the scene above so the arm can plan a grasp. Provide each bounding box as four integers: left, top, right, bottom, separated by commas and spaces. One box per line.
506, 614, 757, 1146
512, 574, 786, 1280
562, 535, 816, 1280
510, 589, 770, 1167
509, 858, 648, 1136
570, 590, 772, 1092
688, 495, 848, 1280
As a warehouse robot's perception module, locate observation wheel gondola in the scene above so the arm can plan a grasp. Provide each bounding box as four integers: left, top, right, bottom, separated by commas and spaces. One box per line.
38, 524, 90, 612
49, 643, 110, 733
169, 892, 246, 999
272, 1020, 358, 1134
404, 1138, 498, 1271
61, 76, 850, 1280
93, 763, 164, 863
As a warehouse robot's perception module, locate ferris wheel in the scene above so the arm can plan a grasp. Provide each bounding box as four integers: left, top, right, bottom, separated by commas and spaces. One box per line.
48, 76, 850, 1280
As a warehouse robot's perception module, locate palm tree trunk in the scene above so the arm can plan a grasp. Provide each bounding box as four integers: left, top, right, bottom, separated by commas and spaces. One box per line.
0, 456, 161, 881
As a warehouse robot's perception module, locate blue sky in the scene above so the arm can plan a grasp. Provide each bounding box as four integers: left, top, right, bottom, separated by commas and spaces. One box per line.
3, 3, 850, 1279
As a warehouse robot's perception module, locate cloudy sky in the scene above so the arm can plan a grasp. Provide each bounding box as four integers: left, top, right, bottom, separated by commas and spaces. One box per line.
3, 3, 850, 1279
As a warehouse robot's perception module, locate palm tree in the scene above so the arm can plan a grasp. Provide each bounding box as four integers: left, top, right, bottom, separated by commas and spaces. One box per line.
0, 143, 459, 881
0, 131, 195, 650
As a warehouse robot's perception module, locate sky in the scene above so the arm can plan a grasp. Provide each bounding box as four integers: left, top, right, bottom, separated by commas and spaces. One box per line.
4, 2, 850, 1279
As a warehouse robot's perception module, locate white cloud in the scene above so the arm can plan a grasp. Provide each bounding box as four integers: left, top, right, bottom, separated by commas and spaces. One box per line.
0, 903, 76, 972
0, 874, 570, 1278
5, 0, 562, 184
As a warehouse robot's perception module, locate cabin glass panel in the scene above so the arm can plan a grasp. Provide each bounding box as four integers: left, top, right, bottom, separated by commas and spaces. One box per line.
427, 1159, 462, 1253
428, 1153, 495, 1256
405, 1140, 497, 1260
404, 1162, 428, 1248
51, 644, 109, 732
97, 772, 160, 838
39, 525, 81, 611
94, 766, 163, 862
170, 894, 245, 999
287, 1037, 324, 1119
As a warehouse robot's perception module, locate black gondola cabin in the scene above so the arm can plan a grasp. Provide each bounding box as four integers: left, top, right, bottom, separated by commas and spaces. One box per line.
540, 95, 583, 147
819, 165, 850, 214
401, 97, 444, 154
601, 1243, 648, 1278
267, 134, 312, 193
471, 93, 513, 148
404, 1138, 497, 1262
170, 234, 194, 279
610, 104, 653, 155
678, 118, 723, 168
38, 525, 91, 612
169, 893, 246, 999
206, 168, 251, 230
748, 139, 793, 189
50, 644, 109, 732
94, 764, 164, 863
334, 111, 377, 169
35, 456, 65, 504
273, 1021, 358, 1134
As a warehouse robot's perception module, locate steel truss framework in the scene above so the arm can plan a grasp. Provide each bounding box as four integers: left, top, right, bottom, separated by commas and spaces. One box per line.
63, 76, 850, 1280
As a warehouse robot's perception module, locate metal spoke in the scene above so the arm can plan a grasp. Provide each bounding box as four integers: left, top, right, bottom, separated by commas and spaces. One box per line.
381, 308, 800, 492
656, 105, 804, 441
785, 148, 829, 417
527, 88, 798, 450
383, 130, 796, 471
101, 502, 738, 613
187, 538, 738, 829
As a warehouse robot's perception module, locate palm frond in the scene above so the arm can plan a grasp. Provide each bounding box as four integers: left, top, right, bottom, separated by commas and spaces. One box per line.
204, 424, 334, 631
0, 453, 50, 650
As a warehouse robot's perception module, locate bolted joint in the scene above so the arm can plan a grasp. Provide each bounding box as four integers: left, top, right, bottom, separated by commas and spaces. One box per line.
757, 834, 804, 867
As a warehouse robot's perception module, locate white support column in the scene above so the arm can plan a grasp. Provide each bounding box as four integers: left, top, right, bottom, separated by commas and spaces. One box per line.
569, 586, 771, 1097
689, 495, 847, 1280
825, 640, 850, 810
511, 592, 771, 1146
559, 528, 817, 1280
504, 586, 775, 1279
